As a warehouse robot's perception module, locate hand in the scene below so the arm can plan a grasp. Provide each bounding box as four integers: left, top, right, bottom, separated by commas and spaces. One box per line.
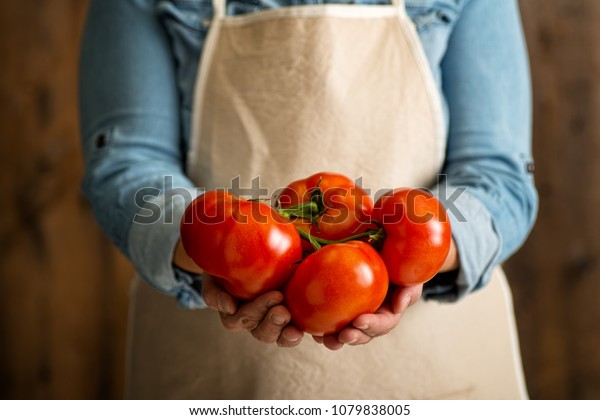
202, 273, 304, 348
312, 284, 423, 351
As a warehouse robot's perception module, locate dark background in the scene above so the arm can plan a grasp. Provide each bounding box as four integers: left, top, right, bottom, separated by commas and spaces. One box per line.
1, 0, 598, 399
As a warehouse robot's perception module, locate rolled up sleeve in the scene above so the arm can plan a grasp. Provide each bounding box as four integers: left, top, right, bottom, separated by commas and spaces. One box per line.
79, 0, 205, 308
424, 0, 538, 301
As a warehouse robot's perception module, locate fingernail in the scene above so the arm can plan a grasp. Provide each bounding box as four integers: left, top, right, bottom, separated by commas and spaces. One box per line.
283, 332, 300, 342
357, 324, 369, 331
267, 298, 282, 306
218, 294, 232, 314
342, 337, 358, 344
401, 296, 412, 312
271, 314, 287, 326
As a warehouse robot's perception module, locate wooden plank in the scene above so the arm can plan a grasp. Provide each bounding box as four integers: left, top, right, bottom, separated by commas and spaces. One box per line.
505, 0, 600, 399
0, 0, 133, 399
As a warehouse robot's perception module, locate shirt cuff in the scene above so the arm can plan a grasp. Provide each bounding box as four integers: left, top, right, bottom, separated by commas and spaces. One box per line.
424, 185, 503, 302
128, 187, 207, 309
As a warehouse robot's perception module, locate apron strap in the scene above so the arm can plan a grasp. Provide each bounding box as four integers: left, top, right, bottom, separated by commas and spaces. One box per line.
211, 0, 406, 19
212, 0, 226, 19
392, 0, 405, 9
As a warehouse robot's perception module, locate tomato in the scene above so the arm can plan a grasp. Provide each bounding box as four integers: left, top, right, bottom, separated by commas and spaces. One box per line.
372, 188, 451, 286
285, 241, 388, 336
180, 190, 302, 300
277, 172, 373, 251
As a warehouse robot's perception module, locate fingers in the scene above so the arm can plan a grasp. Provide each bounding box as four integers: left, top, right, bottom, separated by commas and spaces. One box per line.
249, 304, 290, 343
203, 274, 304, 347
311, 308, 399, 350
203, 276, 422, 350
313, 285, 424, 350
277, 325, 304, 348
220, 293, 305, 346
244, 305, 304, 347
350, 305, 401, 339
202, 274, 237, 315
345, 285, 422, 340
312, 335, 345, 351
220, 291, 284, 332
391, 284, 423, 314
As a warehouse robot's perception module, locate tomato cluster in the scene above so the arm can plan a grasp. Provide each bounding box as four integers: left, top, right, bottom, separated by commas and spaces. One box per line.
180, 172, 451, 336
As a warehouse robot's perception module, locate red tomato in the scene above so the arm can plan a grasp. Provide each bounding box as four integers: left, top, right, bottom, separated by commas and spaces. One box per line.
180, 190, 302, 300
372, 188, 451, 286
277, 172, 373, 251
285, 241, 389, 336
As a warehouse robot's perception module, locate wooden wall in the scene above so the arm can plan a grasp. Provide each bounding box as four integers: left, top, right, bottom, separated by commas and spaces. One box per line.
0, 0, 598, 399
0, 0, 133, 399
505, 0, 600, 400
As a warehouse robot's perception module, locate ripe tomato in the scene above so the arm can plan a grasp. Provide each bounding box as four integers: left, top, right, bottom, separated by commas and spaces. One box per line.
180, 190, 302, 300
277, 172, 373, 251
372, 188, 451, 286
285, 241, 388, 336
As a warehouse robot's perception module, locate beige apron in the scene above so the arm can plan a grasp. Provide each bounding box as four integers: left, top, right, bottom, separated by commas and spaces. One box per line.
126, 0, 528, 399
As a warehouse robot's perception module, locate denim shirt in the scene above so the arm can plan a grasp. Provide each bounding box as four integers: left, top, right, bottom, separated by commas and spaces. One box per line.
79, 0, 538, 308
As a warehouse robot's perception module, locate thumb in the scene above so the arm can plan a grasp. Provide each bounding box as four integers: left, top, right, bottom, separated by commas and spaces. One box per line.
391, 284, 423, 314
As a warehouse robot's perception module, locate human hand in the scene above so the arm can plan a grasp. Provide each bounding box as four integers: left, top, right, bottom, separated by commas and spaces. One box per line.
202, 273, 304, 347
312, 284, 423, 351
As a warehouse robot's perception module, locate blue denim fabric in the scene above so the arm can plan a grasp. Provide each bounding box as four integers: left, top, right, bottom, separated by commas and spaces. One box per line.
79, 0, 538, 307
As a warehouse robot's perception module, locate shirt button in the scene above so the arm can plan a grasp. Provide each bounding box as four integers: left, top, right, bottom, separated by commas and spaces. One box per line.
96, 133, 107, 149
437, 11, 451, 24
526, 162, 535, 173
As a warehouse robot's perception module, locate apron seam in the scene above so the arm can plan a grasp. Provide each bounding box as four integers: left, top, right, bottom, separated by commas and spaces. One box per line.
397, 13, 446, 174
187, 17, 223, 182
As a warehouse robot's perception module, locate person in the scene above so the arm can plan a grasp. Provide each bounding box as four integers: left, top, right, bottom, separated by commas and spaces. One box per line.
79, 0, 538, 399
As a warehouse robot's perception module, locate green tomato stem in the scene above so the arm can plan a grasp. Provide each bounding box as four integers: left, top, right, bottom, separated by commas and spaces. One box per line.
278, 200, 320, 220
276, 186, 386, 251
295, 226, 386, 250
277, 186, 327, 222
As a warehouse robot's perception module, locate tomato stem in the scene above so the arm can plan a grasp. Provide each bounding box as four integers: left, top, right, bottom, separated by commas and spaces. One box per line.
278, 200, 320, 220
295, 226, 386, 250
277, 188, 386, 251
277, 186, 329, 223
